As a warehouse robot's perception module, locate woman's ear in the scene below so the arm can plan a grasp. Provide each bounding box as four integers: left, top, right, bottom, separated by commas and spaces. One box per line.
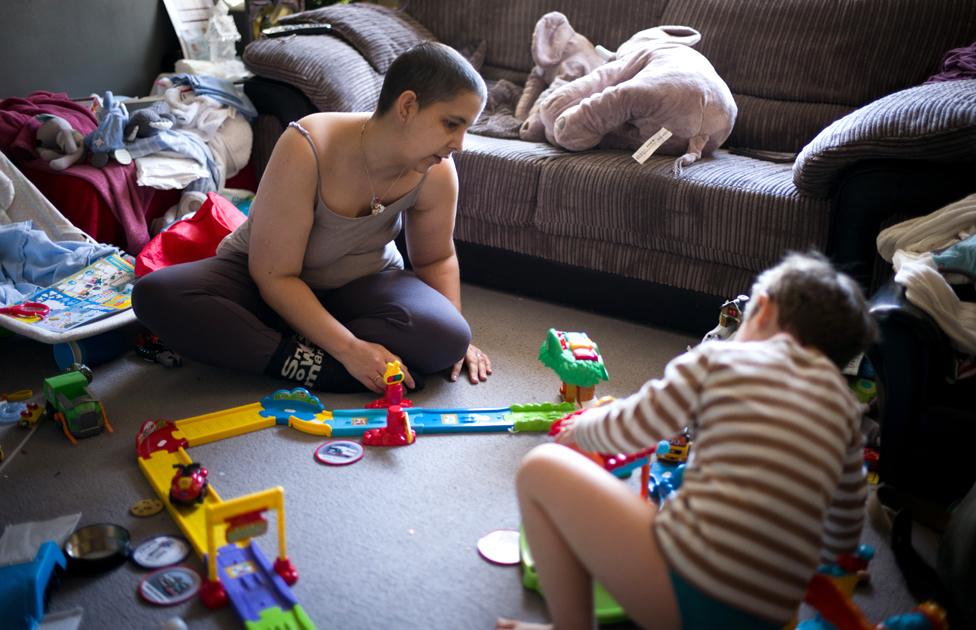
396, 90, 419, 123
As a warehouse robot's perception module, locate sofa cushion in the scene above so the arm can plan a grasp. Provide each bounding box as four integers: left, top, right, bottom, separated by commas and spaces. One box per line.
794, 80, 976, 197
278, 4, 436, 74
533, 150, 830, 274
454, 134, 565, 228
407, 0, 668, 78
661, 0, 976, 152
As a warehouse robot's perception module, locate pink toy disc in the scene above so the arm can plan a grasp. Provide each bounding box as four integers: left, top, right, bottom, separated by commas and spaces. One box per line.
477, 529, 521, 565
138, 565, 201, 606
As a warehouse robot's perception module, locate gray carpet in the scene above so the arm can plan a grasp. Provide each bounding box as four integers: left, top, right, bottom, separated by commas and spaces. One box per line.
0, 284, 921, 629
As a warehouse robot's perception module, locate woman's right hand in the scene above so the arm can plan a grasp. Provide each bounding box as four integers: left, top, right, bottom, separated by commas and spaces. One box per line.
337, 339, 416, 393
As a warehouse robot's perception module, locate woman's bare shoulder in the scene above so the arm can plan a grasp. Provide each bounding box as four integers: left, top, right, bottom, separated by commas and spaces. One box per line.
414, 156, 459, 211
293, 112, 368, 159
296, 112, 367, 136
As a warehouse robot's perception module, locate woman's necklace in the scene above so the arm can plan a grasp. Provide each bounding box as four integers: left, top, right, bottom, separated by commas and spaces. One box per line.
361, 120, 406, 216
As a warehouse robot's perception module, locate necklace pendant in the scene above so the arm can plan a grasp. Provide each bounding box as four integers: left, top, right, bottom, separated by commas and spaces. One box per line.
370, 197, 385, 215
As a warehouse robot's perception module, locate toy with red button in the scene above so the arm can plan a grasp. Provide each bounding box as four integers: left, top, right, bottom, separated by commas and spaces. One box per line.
538, 329, 609, 406
549, 409, 658, 497
365, 360, 413, 410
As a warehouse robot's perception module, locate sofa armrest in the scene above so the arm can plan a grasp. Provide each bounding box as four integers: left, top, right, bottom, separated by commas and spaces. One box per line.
244, 34, 382, 113
793, 79, 976, 197
826, 159, 976, 292
242, 3, 435, 114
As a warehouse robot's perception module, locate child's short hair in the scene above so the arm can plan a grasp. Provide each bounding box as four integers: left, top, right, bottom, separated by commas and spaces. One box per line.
376, 42, 487, 115
745, 252, 877, 367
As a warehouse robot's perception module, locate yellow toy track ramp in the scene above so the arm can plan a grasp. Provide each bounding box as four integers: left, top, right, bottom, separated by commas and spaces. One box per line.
175, 402, 275, 447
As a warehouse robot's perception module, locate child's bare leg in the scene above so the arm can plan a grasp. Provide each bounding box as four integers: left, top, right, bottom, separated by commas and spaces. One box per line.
505, 443, 680, 630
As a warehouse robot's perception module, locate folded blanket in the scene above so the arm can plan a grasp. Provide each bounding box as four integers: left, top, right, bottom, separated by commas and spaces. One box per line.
0, 221, 116, 305
469, 80, 524, 140
879, 193, 976, 354
892, 250, 976, 354
877, 193, 976, 263
926, 41, 976, 84
0, 92, 154, 254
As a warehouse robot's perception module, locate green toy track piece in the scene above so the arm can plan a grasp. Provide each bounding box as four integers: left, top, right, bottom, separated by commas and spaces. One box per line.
247, 604, 316, 630
509, 402, 577, 433
520, 526, 628, 624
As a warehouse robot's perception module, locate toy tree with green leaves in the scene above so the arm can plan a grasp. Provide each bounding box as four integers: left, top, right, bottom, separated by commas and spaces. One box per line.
538, 329, 609, 405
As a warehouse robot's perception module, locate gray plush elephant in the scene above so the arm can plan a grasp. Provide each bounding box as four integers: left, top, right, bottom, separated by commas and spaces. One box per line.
516, 11, 609, 143
534, 24, 738, 175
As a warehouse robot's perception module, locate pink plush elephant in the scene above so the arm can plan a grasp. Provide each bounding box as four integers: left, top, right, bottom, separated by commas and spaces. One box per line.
515, 11, 608, 143
533, 24, 737, 174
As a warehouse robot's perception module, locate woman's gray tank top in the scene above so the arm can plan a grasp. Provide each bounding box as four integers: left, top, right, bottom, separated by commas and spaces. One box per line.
217, 121, 426, 290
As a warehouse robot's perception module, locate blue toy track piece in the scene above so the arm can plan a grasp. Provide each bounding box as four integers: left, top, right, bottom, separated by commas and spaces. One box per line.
259, 388, 324, 422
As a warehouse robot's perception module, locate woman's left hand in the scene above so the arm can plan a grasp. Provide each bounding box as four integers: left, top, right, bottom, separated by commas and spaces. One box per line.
451, 343, 492, 384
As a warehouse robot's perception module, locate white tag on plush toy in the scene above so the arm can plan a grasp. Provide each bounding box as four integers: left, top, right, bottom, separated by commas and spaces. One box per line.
632, 128, 673, 164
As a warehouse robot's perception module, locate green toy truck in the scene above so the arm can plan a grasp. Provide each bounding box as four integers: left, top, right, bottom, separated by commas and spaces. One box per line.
43, 368, 112, 445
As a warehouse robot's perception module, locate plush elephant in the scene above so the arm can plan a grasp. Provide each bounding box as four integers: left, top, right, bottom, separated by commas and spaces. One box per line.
516, 11, 609, 143
535, 24, 738, 174
123, 108, 174, 142
35, 114, 85, 170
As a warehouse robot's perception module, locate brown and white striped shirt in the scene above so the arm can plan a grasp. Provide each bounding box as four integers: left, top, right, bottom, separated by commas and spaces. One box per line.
574, 334, 866, 624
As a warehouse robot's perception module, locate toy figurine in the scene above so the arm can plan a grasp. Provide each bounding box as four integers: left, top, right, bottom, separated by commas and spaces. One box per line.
169, 463, 209, 506
538, 329, 609, 406
365, 360, 413, 409
701, 294, 750, 343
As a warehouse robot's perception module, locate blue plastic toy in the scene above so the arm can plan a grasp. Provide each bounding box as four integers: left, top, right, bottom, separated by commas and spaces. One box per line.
0, 540, 67, 630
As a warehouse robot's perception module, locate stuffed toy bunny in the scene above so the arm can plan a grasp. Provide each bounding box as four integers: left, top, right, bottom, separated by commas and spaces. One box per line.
535, 24, 737, 175
516, 11, 609, 143
84, 91, 132, 168
35, 114, 85, 170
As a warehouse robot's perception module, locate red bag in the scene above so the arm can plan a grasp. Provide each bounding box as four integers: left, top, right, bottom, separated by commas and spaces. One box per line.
135, 192, 246, 277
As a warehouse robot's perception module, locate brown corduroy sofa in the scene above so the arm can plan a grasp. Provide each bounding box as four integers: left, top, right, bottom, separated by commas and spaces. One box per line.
243, 0, 976, 333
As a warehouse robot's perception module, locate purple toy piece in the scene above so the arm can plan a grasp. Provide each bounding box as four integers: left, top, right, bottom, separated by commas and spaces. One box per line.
216, 541, 298, 622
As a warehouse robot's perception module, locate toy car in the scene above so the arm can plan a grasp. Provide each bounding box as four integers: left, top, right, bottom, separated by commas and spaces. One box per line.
19, 401, 44, 428
169, 462, 209, 506
657, 431, 692, 464
136, 333, 183, 368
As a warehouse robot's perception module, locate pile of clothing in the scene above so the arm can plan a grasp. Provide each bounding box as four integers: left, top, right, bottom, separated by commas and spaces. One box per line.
0, 75, 255, 253
877, 192, 976, 354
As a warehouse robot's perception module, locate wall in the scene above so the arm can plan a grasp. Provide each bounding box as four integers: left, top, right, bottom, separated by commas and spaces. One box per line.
0, 0, 180, 99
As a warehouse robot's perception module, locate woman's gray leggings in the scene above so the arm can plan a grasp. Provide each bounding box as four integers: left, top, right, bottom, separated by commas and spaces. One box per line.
132, 253, 471, 389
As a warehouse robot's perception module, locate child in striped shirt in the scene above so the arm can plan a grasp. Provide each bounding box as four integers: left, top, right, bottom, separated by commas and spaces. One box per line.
497, 252, 877, 630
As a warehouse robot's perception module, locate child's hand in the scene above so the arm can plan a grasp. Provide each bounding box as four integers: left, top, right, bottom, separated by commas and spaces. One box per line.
553, 415, 577, 445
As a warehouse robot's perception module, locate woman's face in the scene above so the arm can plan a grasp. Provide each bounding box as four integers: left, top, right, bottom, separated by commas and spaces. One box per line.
401, 90, 485, 172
